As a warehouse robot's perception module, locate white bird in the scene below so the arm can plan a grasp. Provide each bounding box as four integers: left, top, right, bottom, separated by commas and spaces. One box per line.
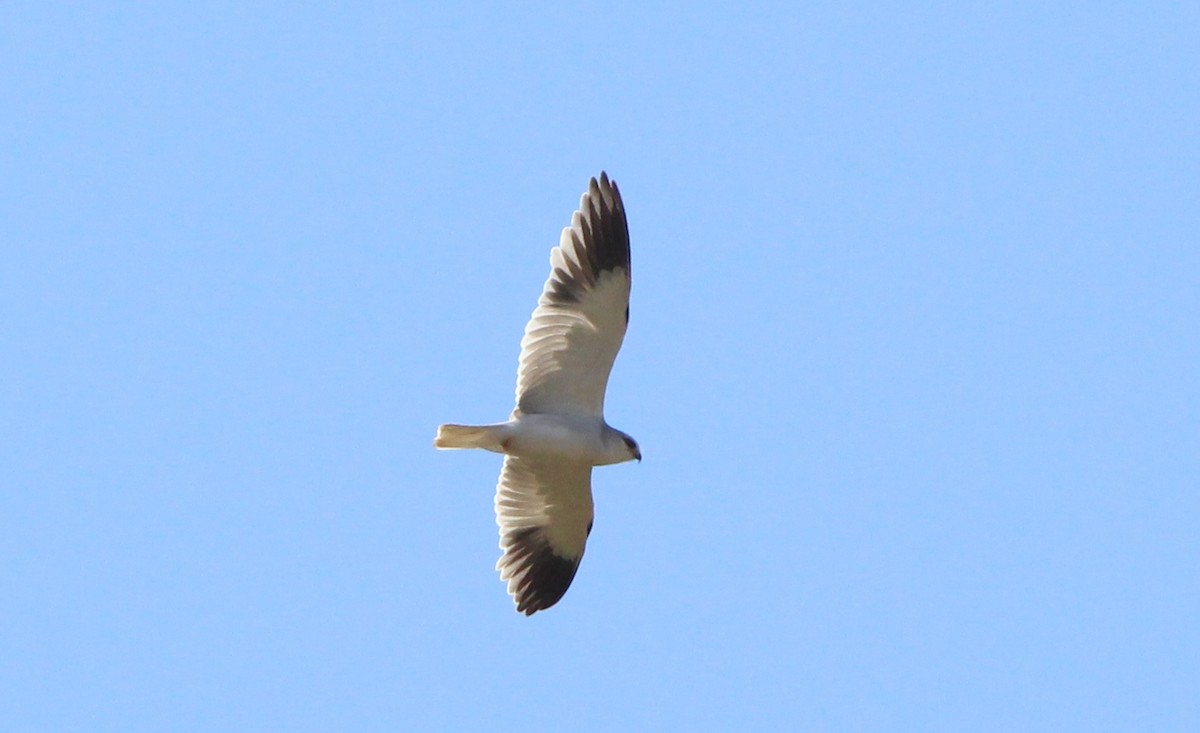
434, 172, 640, 615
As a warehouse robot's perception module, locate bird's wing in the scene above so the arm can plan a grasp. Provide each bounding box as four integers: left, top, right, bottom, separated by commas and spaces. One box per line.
514, 172, 631, 418
494, 455, 594, 615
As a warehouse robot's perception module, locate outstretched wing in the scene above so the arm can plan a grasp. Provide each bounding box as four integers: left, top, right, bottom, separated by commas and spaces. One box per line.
515, 172, 631, 418
494, 455, 594, 615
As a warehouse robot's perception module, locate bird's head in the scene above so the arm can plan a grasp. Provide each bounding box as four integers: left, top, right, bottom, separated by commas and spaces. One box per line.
619, 433, 642, 463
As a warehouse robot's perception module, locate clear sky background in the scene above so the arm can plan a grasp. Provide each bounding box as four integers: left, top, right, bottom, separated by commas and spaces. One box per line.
3, 3, 1197, 731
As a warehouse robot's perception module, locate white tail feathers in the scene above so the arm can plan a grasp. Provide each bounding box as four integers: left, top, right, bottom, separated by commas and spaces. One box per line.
434, 424, 506, 452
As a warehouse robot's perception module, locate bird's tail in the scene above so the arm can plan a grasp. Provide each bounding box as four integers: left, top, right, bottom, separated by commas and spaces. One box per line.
433, 423, 506, 452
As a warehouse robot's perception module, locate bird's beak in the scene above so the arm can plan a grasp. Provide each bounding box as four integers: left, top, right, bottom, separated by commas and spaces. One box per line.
635, 450, 642, 463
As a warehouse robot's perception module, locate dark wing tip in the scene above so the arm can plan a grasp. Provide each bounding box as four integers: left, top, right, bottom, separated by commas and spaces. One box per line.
582, 172, 631, 277
537, 172, 631, 310
501, 526, 583, 616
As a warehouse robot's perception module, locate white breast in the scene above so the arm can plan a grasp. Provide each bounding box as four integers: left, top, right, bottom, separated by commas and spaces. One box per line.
504, 414, 606, 462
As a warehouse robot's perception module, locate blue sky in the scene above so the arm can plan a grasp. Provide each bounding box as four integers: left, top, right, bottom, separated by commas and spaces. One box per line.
3, 2, 1197, 730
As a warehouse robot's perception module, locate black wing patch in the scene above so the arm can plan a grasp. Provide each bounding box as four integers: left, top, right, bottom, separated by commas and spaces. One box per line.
542, 172, 631, 307
501, 526, 583, 616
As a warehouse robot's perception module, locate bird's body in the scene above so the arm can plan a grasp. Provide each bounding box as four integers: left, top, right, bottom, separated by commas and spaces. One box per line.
434, 172, 639, 615
436, 414, 635, 465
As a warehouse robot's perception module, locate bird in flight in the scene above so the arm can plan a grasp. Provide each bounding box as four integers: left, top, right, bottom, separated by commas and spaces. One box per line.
435, 172, 640, 615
